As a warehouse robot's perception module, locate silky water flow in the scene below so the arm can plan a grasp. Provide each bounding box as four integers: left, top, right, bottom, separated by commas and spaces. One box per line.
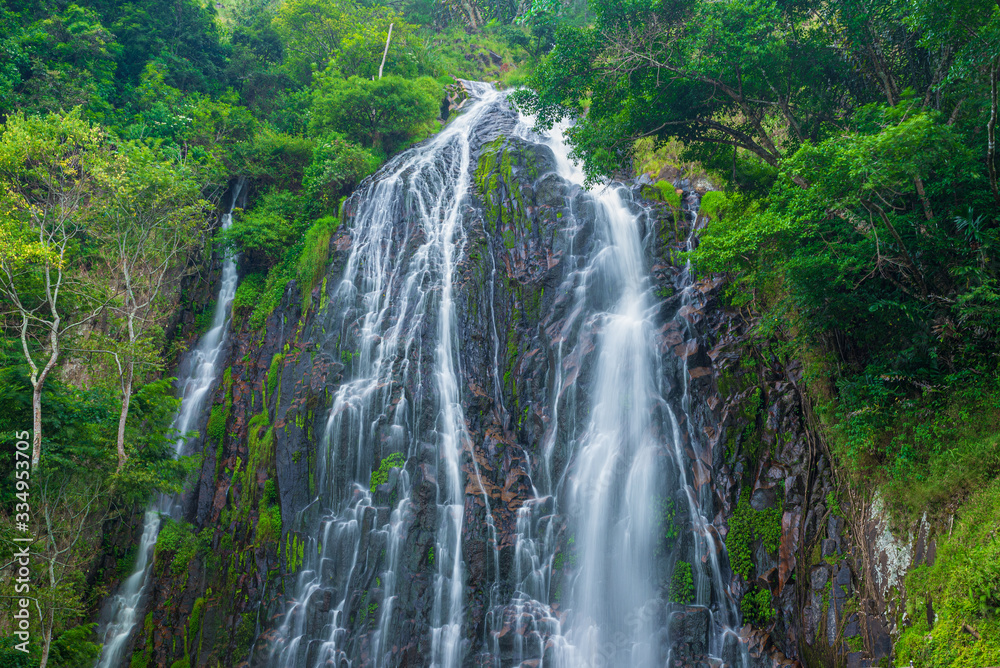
95, 181, 246, 668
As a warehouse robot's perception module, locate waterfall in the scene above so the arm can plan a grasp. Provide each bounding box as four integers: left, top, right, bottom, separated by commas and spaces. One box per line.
488, 118, 747, 666
267, 82, 505, 668
264, 84, 746, 667
94, 181, 245, 668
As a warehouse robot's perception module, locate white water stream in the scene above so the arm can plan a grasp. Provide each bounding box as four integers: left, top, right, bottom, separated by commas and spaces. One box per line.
94, 182, 244, 668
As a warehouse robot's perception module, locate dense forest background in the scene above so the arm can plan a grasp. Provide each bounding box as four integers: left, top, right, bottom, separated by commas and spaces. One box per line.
1, 0, 999, 665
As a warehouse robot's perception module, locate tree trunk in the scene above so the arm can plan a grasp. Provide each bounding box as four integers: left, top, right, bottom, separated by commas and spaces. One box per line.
988, 58, 999, 204
913, 176, 934, 222
378, 23, 393, 80
30, 324, 60, 470
39, 593, 54, 668
116, 360, 134, 472
32, 384, 43, 471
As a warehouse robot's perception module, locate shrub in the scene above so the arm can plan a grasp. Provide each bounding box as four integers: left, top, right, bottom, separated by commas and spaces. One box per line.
220, 189, 305, 272
231, 128, 314, 191
310, 74, 441, 153
303, 134, 379, 215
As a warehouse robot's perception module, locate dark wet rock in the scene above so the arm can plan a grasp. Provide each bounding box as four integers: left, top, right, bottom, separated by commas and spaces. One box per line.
751, 486, 777, 511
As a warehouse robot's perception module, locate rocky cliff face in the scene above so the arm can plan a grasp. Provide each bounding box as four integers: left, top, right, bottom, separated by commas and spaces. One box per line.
113, 91, 936, 668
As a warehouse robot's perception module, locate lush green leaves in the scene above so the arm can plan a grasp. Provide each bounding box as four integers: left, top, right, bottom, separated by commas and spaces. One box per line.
310, 73, 441, 151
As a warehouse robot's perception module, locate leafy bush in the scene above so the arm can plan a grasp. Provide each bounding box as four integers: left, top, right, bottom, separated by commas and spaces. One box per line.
220, 190, 305, 272
897, 479, 1000, 666
303, 134, 379, 215
47, 623, 101, 668
231, 128, 315, 191
310, 74, 441, 152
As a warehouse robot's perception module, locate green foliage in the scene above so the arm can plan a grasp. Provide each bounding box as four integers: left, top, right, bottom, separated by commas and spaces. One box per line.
726, 493, 782, 581
257, 501, 282, 544
207, 404, 228, 442
370, 452, 406, 492
311, 74, 442, 152
295, 216, 340, 305
740, 587, 774, 625
897, 478, 1000, 666
266, 353, 284, 400
654, 495, 680, 556
154, 519, 212, 590
303, 134, 379, 215
221, 189, 305, 273
834, 370, 1000, 517
670, 560, 695, 604
232, 273, 265, 322
698, 191, 727, 221
273, 0, 420, 83
825, 491, 842, 518
417, 24, 531, 81
232, 128, 315, 192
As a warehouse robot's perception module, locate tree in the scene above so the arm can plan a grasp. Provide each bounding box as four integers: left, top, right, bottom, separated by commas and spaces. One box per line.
0, 110, 110, 470
517, 0, 937, 182
90, 142, 206, 471
310, 73, 440, 151
272, 0, 419, 82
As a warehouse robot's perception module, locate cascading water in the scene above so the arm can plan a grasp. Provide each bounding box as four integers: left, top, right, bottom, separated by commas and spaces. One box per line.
94, 182, 245, 668
267, 83, 504, 668
263, 84, 747, 667
485, 118, 748, 666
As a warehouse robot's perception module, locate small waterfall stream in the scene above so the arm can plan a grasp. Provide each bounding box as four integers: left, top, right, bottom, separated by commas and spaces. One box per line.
94, 182, 245, 668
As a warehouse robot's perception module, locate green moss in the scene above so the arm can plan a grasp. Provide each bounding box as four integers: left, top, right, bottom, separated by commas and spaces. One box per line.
296, 215, 339, 307
726, 492, 783, 581
641, 180, 682, 209
257, 503, 282, 545
266, 353, 284, 402
655, 496, 680, 556
240, 410, 274, 518
897, 478, 1000, 667
370, 452, 406, 492
207, 404, 228, 442
129, 612, 155, 668
428, 546, 435, 565
207, 368, 234, 445
233, 612, 257, 662
670, 560, 695, 604
232, 273, 265, 325
153, 518, 212, 586
740, 586, 774, 625
285, 533, 305, 572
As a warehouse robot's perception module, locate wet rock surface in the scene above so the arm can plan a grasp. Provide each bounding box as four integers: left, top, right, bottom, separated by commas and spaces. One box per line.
121, 99, 937, 668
